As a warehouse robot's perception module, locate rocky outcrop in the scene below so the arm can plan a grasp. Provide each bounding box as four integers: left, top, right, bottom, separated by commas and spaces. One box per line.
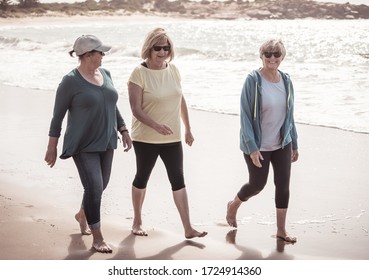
2, 0, 369, 20
177, 0, 369, 20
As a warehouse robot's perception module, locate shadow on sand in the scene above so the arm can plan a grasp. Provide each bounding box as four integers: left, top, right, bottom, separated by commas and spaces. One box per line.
64, 229, 295, 260
64, 232, 206, 260
225, 229, 295, 260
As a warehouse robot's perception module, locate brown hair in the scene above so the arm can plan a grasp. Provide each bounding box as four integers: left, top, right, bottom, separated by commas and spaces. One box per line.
141, 28, 175, 62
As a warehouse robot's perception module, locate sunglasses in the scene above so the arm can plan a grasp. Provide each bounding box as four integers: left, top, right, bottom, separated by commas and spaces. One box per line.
87, 50, 104, 56
263, 51, 282, 58
152, 45, 171, 52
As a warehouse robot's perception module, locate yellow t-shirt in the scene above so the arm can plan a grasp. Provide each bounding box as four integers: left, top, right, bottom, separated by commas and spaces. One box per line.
128, 63, 183, 144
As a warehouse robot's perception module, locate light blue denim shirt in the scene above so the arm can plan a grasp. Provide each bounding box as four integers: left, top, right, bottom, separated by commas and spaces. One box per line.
240, 69, 298, 155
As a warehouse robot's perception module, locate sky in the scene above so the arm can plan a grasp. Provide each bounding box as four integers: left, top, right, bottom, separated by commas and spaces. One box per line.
37, 0, 369, 5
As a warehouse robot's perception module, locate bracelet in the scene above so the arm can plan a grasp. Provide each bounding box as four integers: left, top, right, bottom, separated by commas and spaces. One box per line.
119, 129, 129, 134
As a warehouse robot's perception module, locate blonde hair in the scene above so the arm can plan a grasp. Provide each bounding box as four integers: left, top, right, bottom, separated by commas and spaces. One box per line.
259, 39, 286, 59
141, 28, 175, 62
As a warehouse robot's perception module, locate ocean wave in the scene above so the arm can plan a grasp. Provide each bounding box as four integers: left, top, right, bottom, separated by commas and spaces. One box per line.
1, 19, 369, 134
0, 36, 67, 52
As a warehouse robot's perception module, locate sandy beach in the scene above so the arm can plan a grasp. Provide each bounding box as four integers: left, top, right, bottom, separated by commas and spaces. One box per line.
0, 82, 368, 263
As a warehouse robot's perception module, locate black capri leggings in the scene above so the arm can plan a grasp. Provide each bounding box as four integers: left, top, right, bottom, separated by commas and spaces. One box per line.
132, 141, 185, 191
237, 143, 292, 209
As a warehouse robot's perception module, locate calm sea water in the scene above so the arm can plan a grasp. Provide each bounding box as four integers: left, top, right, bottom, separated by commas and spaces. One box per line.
1, 18, 369, 133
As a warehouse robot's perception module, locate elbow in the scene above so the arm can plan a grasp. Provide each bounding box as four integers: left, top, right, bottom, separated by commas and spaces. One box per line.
131, 108, 141, 119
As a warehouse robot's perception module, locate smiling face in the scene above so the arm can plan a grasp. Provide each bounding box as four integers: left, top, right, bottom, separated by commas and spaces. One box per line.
261, 48, 283, 70
150, 38, 171, 65
141, 28, 175, 63
259, 39, 286, 70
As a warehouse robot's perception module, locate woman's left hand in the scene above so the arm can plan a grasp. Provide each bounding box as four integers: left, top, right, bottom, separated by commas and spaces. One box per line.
291, 149, 299, 162
185, 131, 194, 146
121, 132, 133, 152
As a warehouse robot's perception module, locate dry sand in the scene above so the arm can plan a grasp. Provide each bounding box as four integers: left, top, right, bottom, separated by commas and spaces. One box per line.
0, 84, 369, 263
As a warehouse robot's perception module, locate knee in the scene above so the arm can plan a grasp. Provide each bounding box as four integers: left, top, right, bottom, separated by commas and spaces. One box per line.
172, 184, 185, 191
133, 177, 148, 189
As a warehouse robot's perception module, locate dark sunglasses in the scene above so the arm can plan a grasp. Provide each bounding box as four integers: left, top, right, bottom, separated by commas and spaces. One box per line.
263, 51, 282, 58
85, 50, 104, 56
92, 50, 104, 55
152, 45, 171, 52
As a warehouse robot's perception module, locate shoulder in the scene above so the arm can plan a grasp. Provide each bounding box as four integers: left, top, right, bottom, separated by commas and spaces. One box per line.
279, 70, 291, 82
64, 68, 77, 79
245, 69, 260, 85
168, 63, 178, 70
59, 69, 78, 86
99, 67, 110, 74
99, 68, 112, 79
167, 63, 181, 77
130, 64, 146, 75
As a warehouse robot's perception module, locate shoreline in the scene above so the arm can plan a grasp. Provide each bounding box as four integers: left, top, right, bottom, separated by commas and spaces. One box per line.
3, 83, 369, 136
1, 84, 369, 260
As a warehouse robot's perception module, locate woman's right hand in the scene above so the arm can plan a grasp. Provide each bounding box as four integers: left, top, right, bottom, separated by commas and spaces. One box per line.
154, 123, 173, 136
250, 150, 263, 168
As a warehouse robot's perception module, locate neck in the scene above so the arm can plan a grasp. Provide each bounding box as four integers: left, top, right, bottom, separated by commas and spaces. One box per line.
260, 68, 280, 83
78, 64, 98, 76
146, 59, 166, 70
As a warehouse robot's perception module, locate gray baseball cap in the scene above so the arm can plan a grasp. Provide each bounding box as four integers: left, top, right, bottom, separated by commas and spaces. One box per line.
72, 35, 111, 56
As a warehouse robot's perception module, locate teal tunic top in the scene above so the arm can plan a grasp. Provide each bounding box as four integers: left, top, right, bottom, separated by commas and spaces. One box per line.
48, 68, 125, 159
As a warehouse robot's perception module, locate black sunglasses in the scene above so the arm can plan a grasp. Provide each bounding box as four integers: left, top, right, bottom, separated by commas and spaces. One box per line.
263, 51, 282, 58
86, 50, 104, 56
152, 45, 171, 52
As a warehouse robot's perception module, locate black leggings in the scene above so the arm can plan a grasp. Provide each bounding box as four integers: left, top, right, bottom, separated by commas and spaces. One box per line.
237, 143, 292, 209
132, 141, 185, 191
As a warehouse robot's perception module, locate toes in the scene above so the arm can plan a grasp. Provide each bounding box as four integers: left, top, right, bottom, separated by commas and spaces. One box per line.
199, 231, 208, 238
132, 229, 148, 236
185, 230, 208, 239
92, 242, 113, 253
277, 235, 297, 243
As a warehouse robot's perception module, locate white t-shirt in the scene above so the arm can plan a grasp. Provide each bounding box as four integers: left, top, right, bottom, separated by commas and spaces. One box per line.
128, 63, 183, 144
260, 75, 287, 151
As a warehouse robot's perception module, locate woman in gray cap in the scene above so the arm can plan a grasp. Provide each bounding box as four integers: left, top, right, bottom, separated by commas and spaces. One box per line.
44, 35, 132, 253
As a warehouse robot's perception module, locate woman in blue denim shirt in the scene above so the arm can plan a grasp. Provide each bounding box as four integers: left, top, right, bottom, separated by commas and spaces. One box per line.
226, 39, 299, 243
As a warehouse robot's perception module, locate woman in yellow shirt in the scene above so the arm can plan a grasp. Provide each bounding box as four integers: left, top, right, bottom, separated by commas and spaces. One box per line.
127, 28, 207, 239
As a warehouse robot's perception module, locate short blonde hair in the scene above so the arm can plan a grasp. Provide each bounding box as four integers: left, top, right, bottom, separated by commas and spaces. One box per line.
259, 39, 286, 59
141, 28, 175, 62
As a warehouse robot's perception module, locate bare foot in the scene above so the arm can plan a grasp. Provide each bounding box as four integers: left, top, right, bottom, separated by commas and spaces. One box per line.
92, 241, 112, 253
132, 225, 148, 236
276, 231, 297, 243
75, 213, 91, 235
226, 201, 238, 228
185, 228, 208, 239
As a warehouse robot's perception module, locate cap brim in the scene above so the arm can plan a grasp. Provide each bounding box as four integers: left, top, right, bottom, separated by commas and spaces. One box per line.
95, 45, 111, 53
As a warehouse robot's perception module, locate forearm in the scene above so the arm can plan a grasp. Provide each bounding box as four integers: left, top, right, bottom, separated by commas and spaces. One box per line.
47, 136, 59, 149
181, 96, 191, 131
